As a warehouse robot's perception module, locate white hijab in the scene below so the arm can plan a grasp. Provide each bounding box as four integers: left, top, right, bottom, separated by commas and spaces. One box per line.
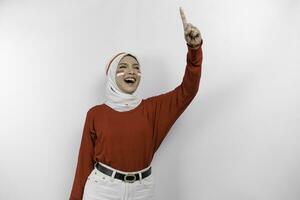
103, 52, 142, 112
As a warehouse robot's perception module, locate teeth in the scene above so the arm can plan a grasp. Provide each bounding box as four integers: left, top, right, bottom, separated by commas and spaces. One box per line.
124, 77, 135, 82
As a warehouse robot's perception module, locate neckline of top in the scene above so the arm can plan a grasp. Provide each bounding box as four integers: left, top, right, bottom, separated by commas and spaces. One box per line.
103, 100, 144, 114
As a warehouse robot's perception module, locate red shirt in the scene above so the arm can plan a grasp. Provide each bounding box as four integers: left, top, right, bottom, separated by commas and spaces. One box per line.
70, 40, 203, 200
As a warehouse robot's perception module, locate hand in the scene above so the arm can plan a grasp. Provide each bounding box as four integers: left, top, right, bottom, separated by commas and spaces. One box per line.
179, 7, 202, 49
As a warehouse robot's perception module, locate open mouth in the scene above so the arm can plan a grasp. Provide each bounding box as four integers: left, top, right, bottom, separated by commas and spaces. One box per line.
123, 77, 136, 85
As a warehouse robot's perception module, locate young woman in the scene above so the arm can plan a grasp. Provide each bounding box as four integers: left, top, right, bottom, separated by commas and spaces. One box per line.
69, 7, 203, 200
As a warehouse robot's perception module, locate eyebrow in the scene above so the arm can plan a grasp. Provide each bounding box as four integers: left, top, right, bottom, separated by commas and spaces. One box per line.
119, 63, 139, 66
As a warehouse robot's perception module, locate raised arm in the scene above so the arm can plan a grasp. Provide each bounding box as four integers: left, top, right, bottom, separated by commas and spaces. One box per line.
144, 40, 203, 152
143, 7, 203, 152
69, 109, 96, 200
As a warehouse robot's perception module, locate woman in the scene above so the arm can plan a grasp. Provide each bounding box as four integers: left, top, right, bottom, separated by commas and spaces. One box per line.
69, 7, 203, 200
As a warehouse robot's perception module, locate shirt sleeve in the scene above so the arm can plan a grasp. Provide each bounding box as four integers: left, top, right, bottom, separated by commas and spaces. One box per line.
144, 39, 203, 152
69, 109, 96, 200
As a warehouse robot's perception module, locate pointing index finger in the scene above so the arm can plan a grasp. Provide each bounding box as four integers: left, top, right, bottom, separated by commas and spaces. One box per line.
179, 7, 188, 30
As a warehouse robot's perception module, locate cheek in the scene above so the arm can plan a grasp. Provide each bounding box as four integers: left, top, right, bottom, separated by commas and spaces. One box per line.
116, 71, 125, 77
116, 77, 124, 85
115, 72, 126, 85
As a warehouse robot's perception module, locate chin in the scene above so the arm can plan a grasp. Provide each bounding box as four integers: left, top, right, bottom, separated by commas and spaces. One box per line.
124, 89, 136, 94
121, 84, 139, 94
127, 90, 136, 94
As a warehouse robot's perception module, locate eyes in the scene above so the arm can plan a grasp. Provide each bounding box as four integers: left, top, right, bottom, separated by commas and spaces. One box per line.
119, 65, 140, 70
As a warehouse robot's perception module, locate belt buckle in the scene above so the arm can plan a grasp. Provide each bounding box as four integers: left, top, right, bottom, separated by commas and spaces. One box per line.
124, 173, 136, 183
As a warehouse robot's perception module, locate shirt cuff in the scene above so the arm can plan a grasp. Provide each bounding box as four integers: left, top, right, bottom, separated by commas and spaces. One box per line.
186, 39, 203, 50
186, 39, 203, 66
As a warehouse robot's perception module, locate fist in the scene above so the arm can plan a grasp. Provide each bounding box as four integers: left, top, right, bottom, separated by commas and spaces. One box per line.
180, 7, 202, 49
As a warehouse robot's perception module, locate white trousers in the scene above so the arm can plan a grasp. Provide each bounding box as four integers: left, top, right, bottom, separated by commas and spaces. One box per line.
83, 161, 156, 200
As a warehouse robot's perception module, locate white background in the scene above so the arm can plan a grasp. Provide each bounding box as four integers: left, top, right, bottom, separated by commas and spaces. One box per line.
0, 0, 299, 199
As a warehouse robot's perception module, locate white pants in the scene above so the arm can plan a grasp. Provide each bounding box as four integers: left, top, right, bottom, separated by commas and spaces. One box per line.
83, 161, 156, 200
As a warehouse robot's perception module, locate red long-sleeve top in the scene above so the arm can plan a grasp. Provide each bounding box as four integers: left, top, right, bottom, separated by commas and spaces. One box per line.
69, 40, 203, 200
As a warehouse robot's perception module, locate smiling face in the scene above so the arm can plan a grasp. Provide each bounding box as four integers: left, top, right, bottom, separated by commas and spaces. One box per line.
115, 55, 141, 94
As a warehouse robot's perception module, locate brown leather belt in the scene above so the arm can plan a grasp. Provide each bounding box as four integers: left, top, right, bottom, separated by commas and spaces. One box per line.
95, 162, 152, 183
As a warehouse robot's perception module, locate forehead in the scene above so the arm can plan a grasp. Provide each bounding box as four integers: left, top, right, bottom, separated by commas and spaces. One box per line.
118, 55, 139, 65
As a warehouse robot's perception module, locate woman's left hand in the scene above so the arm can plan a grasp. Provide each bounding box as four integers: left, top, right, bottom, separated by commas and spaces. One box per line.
179, 7, 202, 49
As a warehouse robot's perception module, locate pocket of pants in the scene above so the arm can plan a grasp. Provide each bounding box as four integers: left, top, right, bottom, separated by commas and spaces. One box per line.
83, 169, 123, 200
141, 174, 155, 187
87, 168, 110, 185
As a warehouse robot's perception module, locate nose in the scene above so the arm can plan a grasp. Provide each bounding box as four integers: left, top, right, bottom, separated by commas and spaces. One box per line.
128, 69, 135, 75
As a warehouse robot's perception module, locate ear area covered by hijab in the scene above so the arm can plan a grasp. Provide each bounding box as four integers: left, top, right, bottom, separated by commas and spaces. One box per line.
103, 52, 142, 112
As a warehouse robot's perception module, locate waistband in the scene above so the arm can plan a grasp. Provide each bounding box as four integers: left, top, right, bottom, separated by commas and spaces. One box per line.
94, 161, 152, 174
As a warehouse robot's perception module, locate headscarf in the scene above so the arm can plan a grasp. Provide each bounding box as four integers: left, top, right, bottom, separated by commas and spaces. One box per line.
103, 52, 142, 112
